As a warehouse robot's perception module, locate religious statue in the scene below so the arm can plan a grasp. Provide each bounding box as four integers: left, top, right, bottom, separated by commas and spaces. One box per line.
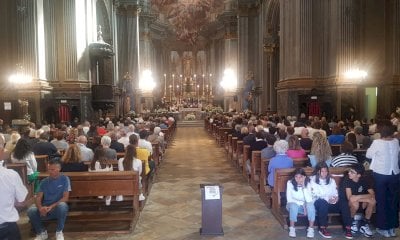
242, 71, 255, 111
183, 56, 192, 77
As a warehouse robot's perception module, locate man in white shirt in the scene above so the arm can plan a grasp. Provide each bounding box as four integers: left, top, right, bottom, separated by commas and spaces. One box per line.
0, 150, 28, 239
138, 130, 153, 154
76, 135, 94, 162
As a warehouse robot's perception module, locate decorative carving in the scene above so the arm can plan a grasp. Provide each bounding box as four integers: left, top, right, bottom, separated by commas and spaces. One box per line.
263, 34, 279, 54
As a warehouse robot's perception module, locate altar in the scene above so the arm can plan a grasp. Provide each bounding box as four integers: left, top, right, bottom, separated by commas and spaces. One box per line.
178, 107, 205, 121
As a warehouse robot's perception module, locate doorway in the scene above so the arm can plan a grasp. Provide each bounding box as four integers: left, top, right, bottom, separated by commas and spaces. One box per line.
364, 87, 377, 121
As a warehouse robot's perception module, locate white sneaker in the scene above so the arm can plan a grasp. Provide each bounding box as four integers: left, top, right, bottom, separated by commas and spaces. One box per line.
389, 228, 397, 237
376, 229, 390, 238
34, 230, 48, 240
56, 231, 64, 240
359, 224, 373, 238
307, 227, 315, 238
289, 226, 296, 237
116, 195, 123, 201
105, 196, 111, 206
139, 193, 146, 201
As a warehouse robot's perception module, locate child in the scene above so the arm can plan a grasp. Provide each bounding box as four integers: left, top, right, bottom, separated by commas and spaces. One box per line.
339, 163, 375, 238
310, 162, 353, 239
286, 168, 315, 238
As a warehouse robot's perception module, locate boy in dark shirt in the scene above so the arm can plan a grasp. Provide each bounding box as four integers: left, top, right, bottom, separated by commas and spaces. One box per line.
339, 164, 375, 238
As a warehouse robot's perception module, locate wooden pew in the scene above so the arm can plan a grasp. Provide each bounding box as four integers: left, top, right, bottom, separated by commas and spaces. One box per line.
271, 167, 372, 229
258, 157, 309, 208
330, 144, 341, 157
226, 134, 232, 154
38, 171, 140, 233
259, 157, 272, 208
242, 145, 251, 180
230, 137, 238, 166
6, 163, 35, 206
250, 151, 262, 193
35, 155, 49, 172
236, 141, 244, 171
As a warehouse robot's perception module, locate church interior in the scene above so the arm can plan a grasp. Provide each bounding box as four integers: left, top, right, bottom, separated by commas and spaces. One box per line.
1, 0, 400, 240
0, 0, 399, 124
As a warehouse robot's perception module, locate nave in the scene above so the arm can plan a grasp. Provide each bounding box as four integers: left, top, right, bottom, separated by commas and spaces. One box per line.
18, 125, 372, 240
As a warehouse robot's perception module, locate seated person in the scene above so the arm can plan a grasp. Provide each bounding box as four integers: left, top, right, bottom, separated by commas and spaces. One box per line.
129, 134, 151, 175
260, 133, 276, 159
309, 132, 332, 167
328, 126, 345, 145
286, 168, 315, 238
330, 141, 358, 167
339, 164, 375, 238
267, 140, 293, 188
310, 162, 353, 239
27, 159, 70, 240
61, 144, 88, 172
117, 145, 145, 201
299, 128, 313, 151
286, 135, 306, 158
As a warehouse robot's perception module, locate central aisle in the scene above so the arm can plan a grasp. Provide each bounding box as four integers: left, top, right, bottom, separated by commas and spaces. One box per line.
129, 126, 284, 240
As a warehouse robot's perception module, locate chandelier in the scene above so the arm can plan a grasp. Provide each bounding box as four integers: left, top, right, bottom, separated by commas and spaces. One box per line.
151, 0, 224, 44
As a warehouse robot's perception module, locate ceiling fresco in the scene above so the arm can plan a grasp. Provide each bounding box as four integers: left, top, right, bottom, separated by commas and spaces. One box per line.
151, 0, 224, 44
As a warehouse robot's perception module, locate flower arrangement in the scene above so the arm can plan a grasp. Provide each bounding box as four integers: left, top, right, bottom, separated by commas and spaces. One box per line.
204, 105, 223, 114
184, 113, 196, 121
155, 108, 168, 114
23, 113, 31, 121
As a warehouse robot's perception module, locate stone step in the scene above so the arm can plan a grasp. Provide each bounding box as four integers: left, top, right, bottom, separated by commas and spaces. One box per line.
177, 120, 204, 128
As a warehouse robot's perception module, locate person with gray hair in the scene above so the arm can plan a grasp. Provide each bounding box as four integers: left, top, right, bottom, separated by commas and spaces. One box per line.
76, 135, 94, 162
100, 136, 117, 160
267, 140, 293, 187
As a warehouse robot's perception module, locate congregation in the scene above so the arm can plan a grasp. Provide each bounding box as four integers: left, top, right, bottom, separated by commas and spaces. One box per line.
0, 114, 175, 240
207, 110, 400, 239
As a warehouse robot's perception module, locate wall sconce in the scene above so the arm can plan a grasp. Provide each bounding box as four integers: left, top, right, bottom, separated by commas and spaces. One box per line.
139, 69, 156, 93
220, 68, 237, 92
9, 64, 32, 85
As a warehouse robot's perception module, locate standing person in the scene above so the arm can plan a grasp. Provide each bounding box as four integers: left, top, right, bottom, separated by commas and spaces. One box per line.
27, 159, 70, 240
0, 156, 28, 240
366, 119, 400, 238
286, 168, 315, 238
310, 162, 353, 239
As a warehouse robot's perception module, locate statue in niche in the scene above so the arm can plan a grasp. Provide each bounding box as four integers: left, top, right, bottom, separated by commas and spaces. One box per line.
182, 51, 193, 77
242, 71, 255, 111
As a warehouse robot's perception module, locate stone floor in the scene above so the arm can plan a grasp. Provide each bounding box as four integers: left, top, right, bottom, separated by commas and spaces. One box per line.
19, 126, 385, 239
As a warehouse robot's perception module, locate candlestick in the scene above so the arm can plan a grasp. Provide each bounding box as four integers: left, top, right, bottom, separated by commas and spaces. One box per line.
172, 74, 175, 98
163, 73, 166, 97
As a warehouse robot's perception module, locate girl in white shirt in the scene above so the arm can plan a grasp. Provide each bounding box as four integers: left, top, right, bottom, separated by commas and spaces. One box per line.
117, 145, 144, 201
11, 139, 38, 192
310, 162, 353, 239
286, 168, 315, 238
366, 120, 400, 237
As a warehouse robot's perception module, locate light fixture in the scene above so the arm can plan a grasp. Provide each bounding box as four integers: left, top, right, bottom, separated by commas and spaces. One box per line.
220, 68, 237, 92
344, 68, 367, 81
9, 64, 32, 84
139, 69, 156, 93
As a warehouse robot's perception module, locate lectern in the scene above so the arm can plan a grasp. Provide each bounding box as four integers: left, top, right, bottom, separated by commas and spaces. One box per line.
200, 184, 224, 236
